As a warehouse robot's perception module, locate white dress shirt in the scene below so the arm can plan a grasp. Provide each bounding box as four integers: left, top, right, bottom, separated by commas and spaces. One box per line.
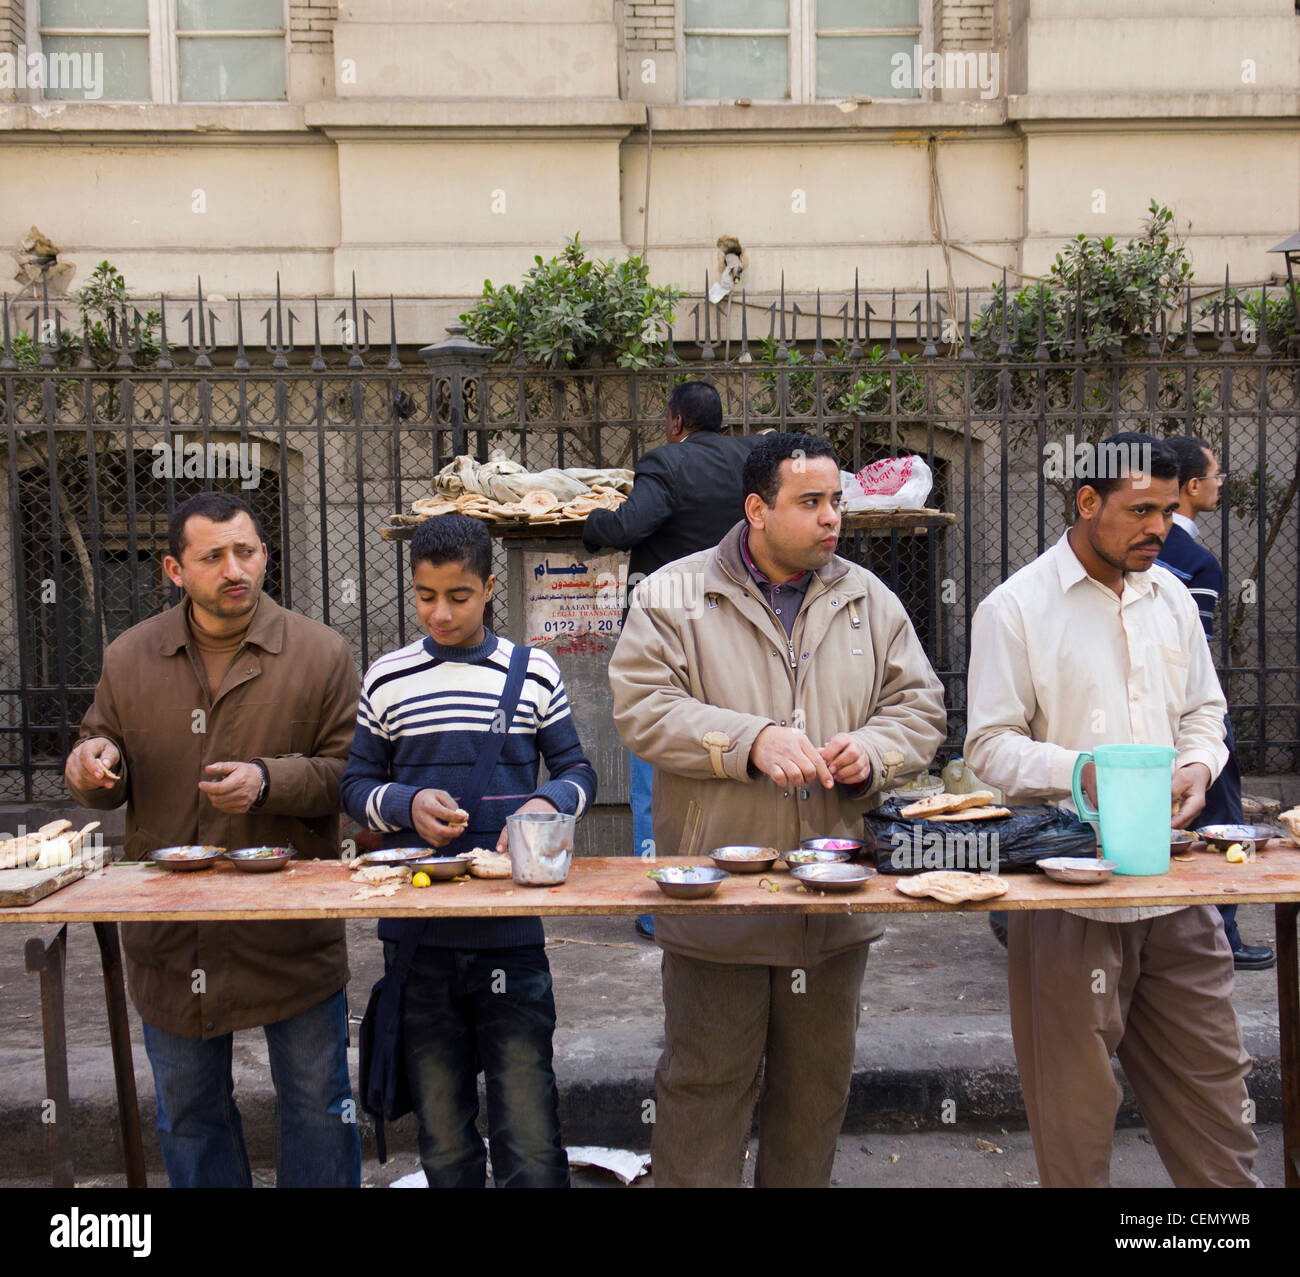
965, 530, 1228, 922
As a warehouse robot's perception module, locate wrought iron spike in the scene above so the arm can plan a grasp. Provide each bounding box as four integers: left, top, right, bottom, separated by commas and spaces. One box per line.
233, 295, 250, 372
737, 288, 751, 364
76, 316, 95, 371
812, 289, 825, 364
156, 294, 174, 371
1034, 285, 1049, 362
959, 287, 974, 360
311, 296, 326, 372
0, 294, 15, 370
1254, 281, 1272, 358
1182, 282, 1198, 358
387, 295, 402, 371
887, 289, 900, 362
849, 268, 863, 360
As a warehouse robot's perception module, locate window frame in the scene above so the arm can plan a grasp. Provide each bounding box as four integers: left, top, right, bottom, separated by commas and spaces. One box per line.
677, 0, 931, 105
29, 0, 290, 105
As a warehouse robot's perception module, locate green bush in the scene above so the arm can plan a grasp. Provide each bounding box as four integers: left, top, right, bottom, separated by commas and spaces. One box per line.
459, 234, 681, 370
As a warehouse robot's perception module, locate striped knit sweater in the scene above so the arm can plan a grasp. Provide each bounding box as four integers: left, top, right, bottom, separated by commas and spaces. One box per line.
341, 631, 597, 949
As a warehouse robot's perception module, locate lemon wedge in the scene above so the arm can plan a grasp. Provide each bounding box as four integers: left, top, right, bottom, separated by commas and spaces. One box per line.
1224, 844, 1246, 863
412, 871, 432, 887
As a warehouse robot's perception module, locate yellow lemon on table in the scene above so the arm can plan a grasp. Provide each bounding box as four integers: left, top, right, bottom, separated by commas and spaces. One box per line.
1224, 844, 1246, 864
412, 871, 432, 887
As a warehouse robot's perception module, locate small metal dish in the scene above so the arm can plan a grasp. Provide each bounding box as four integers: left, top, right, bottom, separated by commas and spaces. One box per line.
708, 845, 778, 873
1194, 824, 1277, 854
226, 845, 295, 874
1170, 829, 1197, 850
410, 853, 474, 880
148, 845, 226, 872
782, 848, 851, 869
647, 865, 729, 900
358, 847, 433, 866
1037, 856, 1119, 885
800, 837, 864, 859
790, 862, 876, 893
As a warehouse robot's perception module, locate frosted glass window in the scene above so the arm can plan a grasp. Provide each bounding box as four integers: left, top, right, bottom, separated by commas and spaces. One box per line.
817, 34, 919, 98
178, 0, 285, 30
40, 35, 150, 100
40, 0, 147, 26
817, 0, 918, 27
685, 0, 788, 27
179, 36, 286, 101
686, 35, 788, 99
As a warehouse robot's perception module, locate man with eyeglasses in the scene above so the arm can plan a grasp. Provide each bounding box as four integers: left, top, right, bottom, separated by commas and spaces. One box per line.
1156, 437, 1274, 970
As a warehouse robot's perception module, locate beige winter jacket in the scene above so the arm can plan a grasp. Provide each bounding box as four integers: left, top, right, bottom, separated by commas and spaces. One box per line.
610, 521, 946, 966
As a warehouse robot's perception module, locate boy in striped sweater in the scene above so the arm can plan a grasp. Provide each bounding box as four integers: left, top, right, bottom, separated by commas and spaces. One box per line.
342, 514, 596, 1187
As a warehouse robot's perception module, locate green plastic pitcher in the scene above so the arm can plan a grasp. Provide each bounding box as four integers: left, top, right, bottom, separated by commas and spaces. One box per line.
1071, 744, 1177, 876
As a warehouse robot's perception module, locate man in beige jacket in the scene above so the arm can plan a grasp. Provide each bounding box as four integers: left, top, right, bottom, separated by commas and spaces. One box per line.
611, 433, 946, 1187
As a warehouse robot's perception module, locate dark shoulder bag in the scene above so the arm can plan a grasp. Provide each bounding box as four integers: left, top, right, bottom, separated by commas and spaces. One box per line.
358, 641, 530, 1162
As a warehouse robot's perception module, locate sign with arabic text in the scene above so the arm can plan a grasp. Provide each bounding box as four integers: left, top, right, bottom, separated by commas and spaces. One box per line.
523, 551, 625, 647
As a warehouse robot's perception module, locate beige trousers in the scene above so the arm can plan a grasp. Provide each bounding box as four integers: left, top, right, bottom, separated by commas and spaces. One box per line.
1007, 905, 1260, 1187
651, 946, 870, 1188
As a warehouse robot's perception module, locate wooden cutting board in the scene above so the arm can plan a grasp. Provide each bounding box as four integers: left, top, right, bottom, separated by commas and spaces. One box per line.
0, 862, 91, 907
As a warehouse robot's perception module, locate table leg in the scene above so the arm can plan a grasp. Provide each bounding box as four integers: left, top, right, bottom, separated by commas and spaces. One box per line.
1277, 902, 1300, 1188
93, 921, 146, 1188
24, 923, 72, 1188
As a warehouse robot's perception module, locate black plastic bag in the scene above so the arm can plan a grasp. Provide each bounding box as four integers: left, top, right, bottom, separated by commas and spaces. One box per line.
862, 799, 1098, 875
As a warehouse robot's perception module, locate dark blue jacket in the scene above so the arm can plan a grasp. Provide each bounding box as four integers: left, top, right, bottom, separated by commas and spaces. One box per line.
1156, 521, 1241, 824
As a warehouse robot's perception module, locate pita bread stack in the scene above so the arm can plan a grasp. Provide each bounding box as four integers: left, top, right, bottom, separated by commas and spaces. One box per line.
899, 791, 1009, 821
467, 848, 512, 879
895, 871, 1010, 903
0, 819, 102, 871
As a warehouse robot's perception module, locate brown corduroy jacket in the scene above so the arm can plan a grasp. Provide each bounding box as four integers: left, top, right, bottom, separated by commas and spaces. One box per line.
67, 594, 360, 1038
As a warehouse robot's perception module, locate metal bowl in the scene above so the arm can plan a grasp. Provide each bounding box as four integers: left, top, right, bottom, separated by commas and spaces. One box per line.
708, 845, 778, 873
1194, 824, 1278, 854
148, 845, 226, 872
226, 845, 296, 873
1037, 856, 1119, 885
647, 865, 729, 900
790, 862, 876, 893
1170, 828, 1197, 851
358, 847, 433, 866
800, 837, 865, 859
410, 853, 474, 880
782, 848, 851, 870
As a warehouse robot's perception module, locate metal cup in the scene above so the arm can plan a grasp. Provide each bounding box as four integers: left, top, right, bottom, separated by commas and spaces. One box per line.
506, 811, 576, 886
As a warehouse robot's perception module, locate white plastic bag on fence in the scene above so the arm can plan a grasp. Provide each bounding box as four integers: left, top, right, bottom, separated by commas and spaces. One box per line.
841, 455, 933, 511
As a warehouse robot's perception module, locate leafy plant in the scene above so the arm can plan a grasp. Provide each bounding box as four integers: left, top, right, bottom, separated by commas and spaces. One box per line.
971, 201, 1192, 361
459, 234, 681, 370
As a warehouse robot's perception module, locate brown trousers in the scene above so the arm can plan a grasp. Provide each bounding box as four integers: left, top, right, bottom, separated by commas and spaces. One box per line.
651, 946, 870, 1187
1007, 905, 1260, 1187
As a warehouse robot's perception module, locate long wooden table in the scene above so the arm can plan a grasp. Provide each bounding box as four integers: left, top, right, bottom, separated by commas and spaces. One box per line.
3, 847, 1298, 1188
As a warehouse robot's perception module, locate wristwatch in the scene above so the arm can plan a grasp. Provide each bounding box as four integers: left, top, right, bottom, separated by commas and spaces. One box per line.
251, 760, 270, 809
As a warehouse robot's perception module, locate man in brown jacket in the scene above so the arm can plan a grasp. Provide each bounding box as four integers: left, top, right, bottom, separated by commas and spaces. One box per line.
65, 491, 361, 1188
611, 434, 946, 1186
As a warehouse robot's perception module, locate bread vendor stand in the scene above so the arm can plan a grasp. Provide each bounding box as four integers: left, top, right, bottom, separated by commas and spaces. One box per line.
2, 847, 1298, 1188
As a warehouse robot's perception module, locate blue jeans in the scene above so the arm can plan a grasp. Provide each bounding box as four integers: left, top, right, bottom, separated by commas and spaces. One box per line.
388, 941, 569, 1188
142, 989, 360, 1188
631, 752, 655, 932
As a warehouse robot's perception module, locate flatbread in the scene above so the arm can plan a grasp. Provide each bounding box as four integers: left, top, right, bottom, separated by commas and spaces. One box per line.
927, 805, 1011, 823
899, 791, 995, 819
1278, 806, 1300, 848
895, 871, 1009, 903
520, 490, 560, 515
467, 847, 512, 879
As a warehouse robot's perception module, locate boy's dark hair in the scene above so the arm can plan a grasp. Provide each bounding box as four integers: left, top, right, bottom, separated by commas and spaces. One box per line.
668, 380, 723, 433
168, 491, 262, 561
1074, 431, 1179, 504
409, 513, 492, 582
1166, 435, 1214, 488
743, 433, 839, 507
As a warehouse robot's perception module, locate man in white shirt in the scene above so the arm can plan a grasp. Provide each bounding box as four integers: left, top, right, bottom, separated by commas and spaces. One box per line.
965, 431, 1259, 1188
